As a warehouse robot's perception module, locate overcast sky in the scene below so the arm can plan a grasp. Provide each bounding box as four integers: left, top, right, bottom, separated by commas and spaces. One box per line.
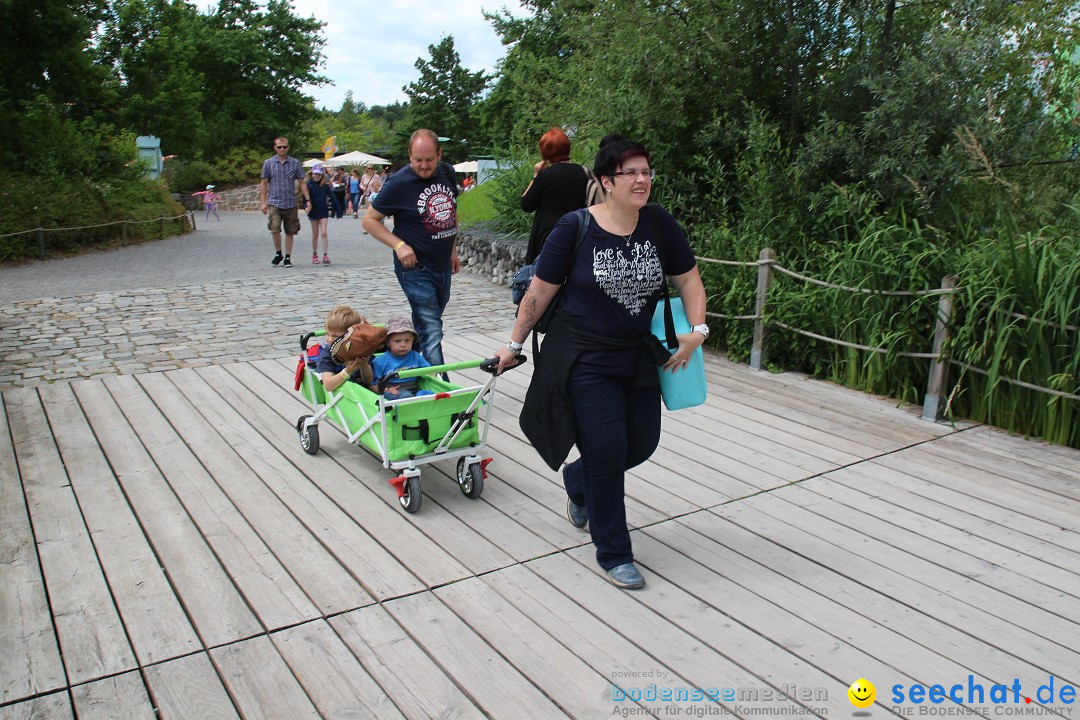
288, 0, 530, 111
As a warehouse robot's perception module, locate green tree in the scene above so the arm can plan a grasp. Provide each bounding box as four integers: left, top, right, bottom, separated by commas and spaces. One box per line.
480, 0, 581, 150
0, 0, 119, 174
484, 0, 1078, 233
404, 36, 489, 160
96, 0, 206, 157
191, 0, 328, 157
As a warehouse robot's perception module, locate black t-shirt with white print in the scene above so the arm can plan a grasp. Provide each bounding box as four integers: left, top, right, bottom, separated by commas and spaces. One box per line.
533, 204, 696, 341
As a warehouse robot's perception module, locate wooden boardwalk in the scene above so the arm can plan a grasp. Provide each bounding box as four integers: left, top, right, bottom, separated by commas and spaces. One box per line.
3, 331, 1078, 719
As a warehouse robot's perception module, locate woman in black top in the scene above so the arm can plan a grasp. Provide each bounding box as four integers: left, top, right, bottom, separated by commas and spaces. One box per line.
495, 136, 708, 591
521, 127, 589, 263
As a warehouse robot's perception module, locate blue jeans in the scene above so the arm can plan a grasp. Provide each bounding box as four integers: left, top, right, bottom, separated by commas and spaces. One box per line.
350, 193, 361, 212
562, 362, 662, 570
395, 264, 451, 367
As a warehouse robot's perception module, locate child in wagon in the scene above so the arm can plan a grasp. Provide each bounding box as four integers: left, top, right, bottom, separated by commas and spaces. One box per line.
317, 305, 374, 391
370, 316, 435, 399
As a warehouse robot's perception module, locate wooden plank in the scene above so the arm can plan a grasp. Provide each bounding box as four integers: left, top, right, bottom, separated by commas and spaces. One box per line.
530, 552, 819, 717
626, 533, 885, 716
272, 620, 405, 720
659, 410, 834, 481
444, 333, 829, 506
675, 390, 869, 464
166, 366, 426, 601
219, 360, 510, 579
824, 464, 1080, 573
949, 424, 1080, 468
704, 353, 945, 435
70, 670, 155, 720
832, 454, 1080, 556
703, 356, 949, 447
329, 606, 485, 720
5, 387, 136, 684
437, 575, 721, 718
414, 456, 586, 551
38, 383, 201, 665
641, 517, 983, 701
0, 692, 72, 720
210, 636, 321, 720
709, 499, 1079, 685
143, 652, 241, 720
101, 374, 320, 631
0, 393, 66, 703
70, 380, 262, 648
775, 475, 1080, 645
134, 371, 369, 615
633, 529, 911, 717
478, 563, 705, 717
920, 434, 1080, 500
877, 448, 1079, 529
381, 592, 572, 719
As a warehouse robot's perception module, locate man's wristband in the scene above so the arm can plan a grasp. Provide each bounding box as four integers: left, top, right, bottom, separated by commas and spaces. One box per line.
506, 339, 523, 354
394, 240, 405, 251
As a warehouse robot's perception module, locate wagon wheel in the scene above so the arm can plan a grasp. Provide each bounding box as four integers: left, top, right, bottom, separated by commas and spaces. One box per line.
456, 457, 484, 499
400, 476, 422, 513
296, 415, 319, 455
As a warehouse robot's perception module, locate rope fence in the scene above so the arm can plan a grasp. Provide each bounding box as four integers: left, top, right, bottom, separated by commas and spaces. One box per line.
0, 212, 194, 259
696, 247, 1078, 420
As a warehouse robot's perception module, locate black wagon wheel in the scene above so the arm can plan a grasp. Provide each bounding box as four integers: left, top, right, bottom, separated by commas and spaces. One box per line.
296, 415, 319, 455
456, 457, 484, 499
400, 476, 422, 513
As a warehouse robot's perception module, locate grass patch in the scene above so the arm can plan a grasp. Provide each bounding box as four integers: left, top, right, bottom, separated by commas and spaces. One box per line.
457, 182, 498, 227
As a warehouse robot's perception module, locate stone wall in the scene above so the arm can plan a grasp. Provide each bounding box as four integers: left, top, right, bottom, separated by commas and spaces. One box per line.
215, 185, 263, 211
175, 184, 263, 212
456, 223, 527, 289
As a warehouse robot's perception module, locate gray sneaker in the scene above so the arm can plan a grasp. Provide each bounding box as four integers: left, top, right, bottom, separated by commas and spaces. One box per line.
566, 497, 588, 529
606, 563, 645, 590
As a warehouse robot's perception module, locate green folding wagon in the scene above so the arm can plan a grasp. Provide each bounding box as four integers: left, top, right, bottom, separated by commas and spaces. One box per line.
293, 330, 525, 513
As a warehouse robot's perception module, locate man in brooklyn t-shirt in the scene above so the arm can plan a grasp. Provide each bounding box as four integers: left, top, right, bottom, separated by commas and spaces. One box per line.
363, 129, 460, 367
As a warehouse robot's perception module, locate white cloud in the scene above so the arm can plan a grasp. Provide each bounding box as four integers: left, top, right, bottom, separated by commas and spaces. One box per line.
294, 0, 529, 110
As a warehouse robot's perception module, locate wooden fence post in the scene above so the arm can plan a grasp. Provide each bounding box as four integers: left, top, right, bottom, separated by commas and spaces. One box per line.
160, 216, 166, 237
121, 221, 128, 243
37, 229, 45, 260
922, 275, 957, 422
750, 248, 776, 371
189, 210, 196, 231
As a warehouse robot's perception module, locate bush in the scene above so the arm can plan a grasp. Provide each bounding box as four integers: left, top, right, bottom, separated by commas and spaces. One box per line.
0, 170, 187, 261
212, 147, 265, 187
161, 158, 215, 194
456, 181, 497, 227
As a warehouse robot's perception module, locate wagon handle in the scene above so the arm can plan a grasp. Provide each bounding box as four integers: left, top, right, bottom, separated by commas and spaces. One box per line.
480, 355, 527, 374
375, 355, 527, 394
299, 329, 326, 352
376, 372, 398, 396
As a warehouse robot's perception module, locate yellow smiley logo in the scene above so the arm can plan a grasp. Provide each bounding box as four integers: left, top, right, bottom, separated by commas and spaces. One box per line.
848, 678, 876, 708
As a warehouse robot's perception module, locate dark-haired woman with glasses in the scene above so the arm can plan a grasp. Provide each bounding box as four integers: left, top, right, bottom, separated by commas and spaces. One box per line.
493, 135, 708, 590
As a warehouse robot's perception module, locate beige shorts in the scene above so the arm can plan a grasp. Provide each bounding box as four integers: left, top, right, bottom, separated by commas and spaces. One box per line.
267, 205, 300, 236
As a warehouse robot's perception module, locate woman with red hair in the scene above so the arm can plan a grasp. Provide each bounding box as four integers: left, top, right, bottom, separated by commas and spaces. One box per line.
521, 127, 590, 263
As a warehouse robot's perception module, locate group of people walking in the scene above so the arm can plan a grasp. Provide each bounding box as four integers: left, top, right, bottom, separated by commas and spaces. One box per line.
260, 126, 708, 592
257, 139, 385, 266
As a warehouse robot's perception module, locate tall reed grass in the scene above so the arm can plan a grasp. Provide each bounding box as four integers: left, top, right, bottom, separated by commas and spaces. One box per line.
694, 210, 1079, 448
